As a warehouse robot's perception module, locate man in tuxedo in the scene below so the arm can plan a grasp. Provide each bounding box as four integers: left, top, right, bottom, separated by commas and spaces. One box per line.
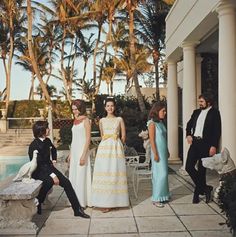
29, 120, 90, 218
185, 93, 221, 203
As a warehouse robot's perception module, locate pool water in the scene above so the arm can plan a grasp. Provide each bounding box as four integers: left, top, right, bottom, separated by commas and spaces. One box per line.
0, 156, 28, 181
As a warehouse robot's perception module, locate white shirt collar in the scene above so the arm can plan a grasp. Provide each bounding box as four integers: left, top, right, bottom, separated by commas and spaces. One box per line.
39, 137, 46, 142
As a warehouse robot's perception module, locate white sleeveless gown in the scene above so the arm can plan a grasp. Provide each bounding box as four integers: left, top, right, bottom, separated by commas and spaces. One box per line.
69, 121, 92, 208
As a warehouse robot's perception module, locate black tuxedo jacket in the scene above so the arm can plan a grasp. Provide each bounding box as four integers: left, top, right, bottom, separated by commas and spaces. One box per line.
28, 137, 57, 180
186, 107, 221, 148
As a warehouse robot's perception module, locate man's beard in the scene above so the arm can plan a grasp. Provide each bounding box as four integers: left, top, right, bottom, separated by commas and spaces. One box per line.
200, 105, 207, 110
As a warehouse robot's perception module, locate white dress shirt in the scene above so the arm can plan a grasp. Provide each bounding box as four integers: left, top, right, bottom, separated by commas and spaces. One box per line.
194, 106, 212, 138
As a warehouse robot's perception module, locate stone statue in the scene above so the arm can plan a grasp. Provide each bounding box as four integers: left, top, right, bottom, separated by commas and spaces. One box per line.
201, 147, 236, 201
138, 130, 151, 163
13, 150, 38, 183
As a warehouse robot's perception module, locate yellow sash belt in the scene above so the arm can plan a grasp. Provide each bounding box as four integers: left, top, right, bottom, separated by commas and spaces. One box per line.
102, 134, 118, 140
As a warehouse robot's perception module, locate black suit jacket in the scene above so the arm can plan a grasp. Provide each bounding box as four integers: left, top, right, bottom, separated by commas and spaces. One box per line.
186, 107, 221, 148
28, 137, 57, 180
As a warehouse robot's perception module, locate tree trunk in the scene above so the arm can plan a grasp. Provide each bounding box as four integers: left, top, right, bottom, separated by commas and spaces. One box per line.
128, 0, 146, 113
95, 16, 112, 96
5, 10, 14, 112
27, 0, 51, 105
61, 27, 72, 105
28, 73, 35, 100
155, 63, 160, 101
92, 23, 102, 111
82, 58, 88, 83
110, 80, 113, 95
93, 23, 102, 88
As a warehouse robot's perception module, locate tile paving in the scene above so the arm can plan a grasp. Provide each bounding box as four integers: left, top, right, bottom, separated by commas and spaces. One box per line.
0, 146, 233, 237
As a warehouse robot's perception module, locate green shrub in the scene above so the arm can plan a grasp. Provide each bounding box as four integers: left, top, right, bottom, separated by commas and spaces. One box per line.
59, 125, 72, 146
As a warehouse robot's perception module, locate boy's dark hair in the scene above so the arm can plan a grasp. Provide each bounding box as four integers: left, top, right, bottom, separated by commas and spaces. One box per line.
33, 121, 49, 138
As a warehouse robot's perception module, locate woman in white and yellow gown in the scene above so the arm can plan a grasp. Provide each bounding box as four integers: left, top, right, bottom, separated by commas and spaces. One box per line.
92, 97, 129, 212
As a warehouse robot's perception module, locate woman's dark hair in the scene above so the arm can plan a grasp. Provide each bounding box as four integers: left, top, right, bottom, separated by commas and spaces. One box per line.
148, 101, 166, 122
103, 97, 117, 116
72, 99, 86, 115
32, 121, 49, 138
199, 93, 214, 106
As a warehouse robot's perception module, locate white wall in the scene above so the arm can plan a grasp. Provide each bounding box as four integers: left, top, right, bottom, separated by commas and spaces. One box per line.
166, 0, 220, 60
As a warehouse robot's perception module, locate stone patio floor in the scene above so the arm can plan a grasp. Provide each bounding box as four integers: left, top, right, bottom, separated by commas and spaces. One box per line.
0, 146, 233, 237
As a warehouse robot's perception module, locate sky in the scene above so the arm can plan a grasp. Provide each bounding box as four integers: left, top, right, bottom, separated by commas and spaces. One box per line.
0, 61, 126, 100
0, 0, 128, 101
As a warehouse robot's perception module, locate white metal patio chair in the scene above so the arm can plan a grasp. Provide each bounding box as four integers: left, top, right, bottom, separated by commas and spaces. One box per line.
124, 145, 152, 198
132, 160, 152, 198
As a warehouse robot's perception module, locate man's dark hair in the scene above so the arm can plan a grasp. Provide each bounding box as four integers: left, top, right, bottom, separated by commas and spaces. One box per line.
199, 93, 214, 106
32, 121, 49, 138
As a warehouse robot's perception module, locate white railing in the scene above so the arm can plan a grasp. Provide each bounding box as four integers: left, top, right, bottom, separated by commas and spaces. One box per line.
7, 117, 43, 129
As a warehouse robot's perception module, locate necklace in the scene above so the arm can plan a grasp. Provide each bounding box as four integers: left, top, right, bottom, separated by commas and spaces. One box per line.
74, 116, 86, 125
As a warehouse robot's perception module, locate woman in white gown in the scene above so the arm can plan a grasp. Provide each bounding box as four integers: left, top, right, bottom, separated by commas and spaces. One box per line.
68, 99, 92, 208
92, 97, 129, 212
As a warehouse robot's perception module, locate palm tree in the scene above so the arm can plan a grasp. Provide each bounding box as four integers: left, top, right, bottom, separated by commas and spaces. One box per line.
95, 0, 124, 96
76, 79, 95, 102
123, 0, 147, 113
109, 22, 129, 95
135, 1, 171, 100
0, 0, 25, 111
36, 84, 57, 99
15, 34, 51, 100
27, 0, 52, 105
89, 0, 107, 93
80, 34, 96, 84
114, 47, 152, 92
35, 17, 60, 85
48, 0, 94, 104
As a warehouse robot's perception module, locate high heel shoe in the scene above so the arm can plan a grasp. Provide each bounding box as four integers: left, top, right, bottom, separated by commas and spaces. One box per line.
152, 202, 164, 208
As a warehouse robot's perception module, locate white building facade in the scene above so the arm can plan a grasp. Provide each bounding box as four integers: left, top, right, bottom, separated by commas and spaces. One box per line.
166, 0, 236, 167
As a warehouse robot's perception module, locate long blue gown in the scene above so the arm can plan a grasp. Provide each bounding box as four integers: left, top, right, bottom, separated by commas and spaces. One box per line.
147, 120, 170, 202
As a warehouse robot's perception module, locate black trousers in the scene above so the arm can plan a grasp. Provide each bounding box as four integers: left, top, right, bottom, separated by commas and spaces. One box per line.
37, 167, 81, 212
185, 138, 210, 194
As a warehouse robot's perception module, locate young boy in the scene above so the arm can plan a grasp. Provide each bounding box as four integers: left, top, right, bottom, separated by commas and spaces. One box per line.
29, 120, 90, 218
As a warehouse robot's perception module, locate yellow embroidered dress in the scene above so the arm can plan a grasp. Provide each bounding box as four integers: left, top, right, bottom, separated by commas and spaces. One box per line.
92, 117, 129, 208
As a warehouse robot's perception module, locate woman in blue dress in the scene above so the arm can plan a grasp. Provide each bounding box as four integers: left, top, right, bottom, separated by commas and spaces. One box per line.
147, 101, 170, 208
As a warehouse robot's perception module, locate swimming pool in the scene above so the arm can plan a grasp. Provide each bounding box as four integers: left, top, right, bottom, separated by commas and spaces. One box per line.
0, 156, 28, 181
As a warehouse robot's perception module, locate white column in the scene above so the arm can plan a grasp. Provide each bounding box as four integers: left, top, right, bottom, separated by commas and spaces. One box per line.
167, 61, 181, 164
181, 42, 198, 173
217, 1, 236, 164
196, 55, 203, 102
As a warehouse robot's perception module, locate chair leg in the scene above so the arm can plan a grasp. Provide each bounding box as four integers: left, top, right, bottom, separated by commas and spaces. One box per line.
136, 177, 140, 198
132, 168, 138, 199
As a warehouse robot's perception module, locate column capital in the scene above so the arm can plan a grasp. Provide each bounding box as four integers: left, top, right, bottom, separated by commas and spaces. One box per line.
216, 0, 236, 16
167, 60, 177, 65
181, 41, 200, 50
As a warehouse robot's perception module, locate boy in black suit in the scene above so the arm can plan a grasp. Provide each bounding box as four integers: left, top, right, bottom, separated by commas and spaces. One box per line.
29, 120, 90, 218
